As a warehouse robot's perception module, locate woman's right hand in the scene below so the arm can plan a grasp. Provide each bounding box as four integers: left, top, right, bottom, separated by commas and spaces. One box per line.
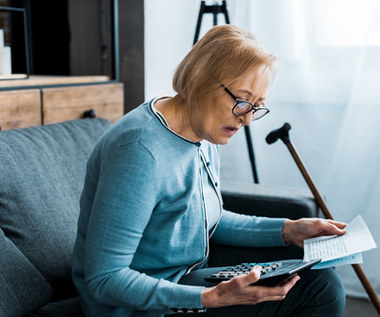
201, 266, 300, 308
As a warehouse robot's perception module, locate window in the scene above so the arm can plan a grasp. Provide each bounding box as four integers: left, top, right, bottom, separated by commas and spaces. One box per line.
316, 0, 380, 47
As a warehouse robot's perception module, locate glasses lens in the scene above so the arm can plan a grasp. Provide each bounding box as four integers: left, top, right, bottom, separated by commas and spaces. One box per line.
232, 101, 270, 120
252, 108, 269, 121
233, 101, 252, 116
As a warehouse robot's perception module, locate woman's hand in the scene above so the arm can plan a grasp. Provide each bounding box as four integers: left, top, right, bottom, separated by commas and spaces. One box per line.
282, 218, 347, 248
201, 266, 300, 308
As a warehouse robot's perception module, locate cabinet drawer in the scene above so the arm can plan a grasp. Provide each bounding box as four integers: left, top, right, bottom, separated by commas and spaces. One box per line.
42, 83, 124, 124
0, 89, 41, 130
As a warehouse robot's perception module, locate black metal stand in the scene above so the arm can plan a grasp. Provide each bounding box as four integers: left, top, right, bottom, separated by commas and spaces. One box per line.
193, 0, 259, 183
193, 0, 230, 45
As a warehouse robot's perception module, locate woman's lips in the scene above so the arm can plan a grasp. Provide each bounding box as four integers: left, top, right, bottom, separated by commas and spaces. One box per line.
224, 126, 239, 136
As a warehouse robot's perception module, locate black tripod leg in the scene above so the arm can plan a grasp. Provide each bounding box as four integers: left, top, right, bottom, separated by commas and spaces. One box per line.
193, 1, 206, 44
212, 11, 218, 26
222, 0, 230, 24
193, 0, 259, 183
222, 1, 258, 183
244, 125, 259, 183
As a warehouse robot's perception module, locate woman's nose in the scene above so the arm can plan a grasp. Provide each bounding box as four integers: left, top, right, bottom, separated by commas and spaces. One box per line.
240, 111, 253, 125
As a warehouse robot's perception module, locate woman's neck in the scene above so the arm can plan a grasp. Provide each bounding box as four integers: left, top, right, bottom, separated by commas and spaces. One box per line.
154, 96, 201, 142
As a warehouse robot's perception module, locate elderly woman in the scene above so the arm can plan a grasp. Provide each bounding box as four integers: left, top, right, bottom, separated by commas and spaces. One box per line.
72, 25, 346, 317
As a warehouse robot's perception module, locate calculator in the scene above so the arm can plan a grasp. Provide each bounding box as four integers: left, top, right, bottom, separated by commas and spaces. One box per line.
205, 258, 321, 286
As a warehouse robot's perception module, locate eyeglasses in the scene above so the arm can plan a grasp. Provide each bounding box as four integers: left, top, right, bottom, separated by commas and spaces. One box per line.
221, 84, 270, 121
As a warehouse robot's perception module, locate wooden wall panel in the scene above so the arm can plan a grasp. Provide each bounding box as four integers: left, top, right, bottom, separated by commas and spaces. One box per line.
42, 83, 124, 125
0, 89, 41, 130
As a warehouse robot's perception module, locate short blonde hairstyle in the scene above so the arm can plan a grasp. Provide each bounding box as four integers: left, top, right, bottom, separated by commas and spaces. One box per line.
172, 24, 277, 107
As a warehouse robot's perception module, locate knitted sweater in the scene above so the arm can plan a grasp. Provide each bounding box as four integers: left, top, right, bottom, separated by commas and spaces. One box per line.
72, 99, 286, 316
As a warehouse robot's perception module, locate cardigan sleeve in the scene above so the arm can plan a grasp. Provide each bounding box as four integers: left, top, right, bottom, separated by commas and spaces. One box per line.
211, 208, 287, 247
82, 141, 205, 311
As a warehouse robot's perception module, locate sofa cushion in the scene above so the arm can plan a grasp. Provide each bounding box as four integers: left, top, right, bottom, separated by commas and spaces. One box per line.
25, 297, 84, 317
0, 118, 112, 301
0, 228, 53, 317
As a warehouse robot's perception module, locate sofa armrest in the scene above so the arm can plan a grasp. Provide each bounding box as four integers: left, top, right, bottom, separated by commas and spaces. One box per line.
208, 182, 318, 267
208, 243, 304, 267
221, 182, 319, 220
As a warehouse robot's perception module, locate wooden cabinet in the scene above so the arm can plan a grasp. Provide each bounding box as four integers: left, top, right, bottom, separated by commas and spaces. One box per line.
0, 76, 124, 131
42, 84, 123, 125
0, 89, 42, 130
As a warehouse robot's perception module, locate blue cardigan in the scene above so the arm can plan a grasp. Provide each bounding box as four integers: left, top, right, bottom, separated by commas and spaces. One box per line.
72, 100, 287, 317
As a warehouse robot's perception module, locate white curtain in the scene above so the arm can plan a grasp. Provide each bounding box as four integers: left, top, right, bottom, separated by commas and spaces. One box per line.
145, 0, 380, 299
223, 0, 380, 299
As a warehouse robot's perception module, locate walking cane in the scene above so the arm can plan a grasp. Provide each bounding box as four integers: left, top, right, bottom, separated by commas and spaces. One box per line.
266, 123, 380, 315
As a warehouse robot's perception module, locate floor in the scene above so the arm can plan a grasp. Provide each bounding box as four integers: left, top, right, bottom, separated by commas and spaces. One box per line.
343, 297, 379, 317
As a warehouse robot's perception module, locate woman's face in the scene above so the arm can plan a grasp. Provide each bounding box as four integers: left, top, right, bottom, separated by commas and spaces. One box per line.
189, 67, 271, 145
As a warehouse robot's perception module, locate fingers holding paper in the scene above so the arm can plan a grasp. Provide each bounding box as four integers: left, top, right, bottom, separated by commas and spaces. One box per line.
303, 215, 376, 264
282, 218, 347, 248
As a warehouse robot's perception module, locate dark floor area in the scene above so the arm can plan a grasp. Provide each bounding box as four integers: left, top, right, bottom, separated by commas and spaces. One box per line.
343, 297, 378, 317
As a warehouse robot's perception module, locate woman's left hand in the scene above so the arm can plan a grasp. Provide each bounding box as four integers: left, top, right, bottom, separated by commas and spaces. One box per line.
282, 218, 347, 248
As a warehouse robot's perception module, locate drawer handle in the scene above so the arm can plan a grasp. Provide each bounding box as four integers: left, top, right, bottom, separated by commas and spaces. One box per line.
83, 109, 97, 119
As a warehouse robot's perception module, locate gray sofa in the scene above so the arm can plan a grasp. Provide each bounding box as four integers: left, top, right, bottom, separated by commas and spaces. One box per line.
0, 119, 111, 317
0, 118, 318, 316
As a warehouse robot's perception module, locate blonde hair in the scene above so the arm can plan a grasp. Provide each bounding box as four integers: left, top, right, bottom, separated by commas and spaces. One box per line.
172, 24, 277, 107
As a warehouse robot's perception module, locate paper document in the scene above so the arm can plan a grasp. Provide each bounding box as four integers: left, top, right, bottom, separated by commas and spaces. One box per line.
311, 253, 362, 270
303, 215, 376, 268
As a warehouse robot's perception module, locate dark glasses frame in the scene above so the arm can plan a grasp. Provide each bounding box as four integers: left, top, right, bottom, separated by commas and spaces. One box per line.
221, 84, 270, 120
